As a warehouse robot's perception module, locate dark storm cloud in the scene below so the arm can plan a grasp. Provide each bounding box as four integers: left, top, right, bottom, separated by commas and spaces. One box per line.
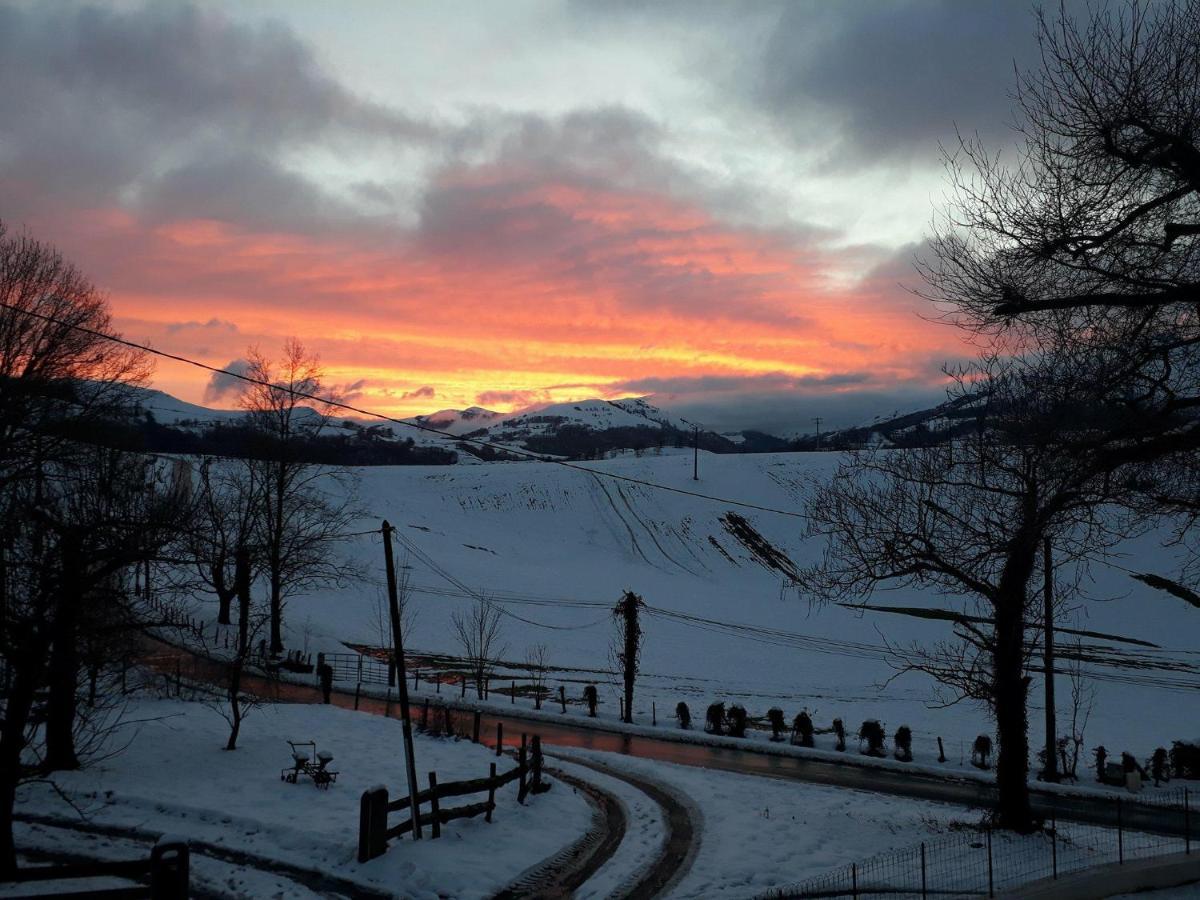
0, 3, 432, 228
203, 358, 252, 403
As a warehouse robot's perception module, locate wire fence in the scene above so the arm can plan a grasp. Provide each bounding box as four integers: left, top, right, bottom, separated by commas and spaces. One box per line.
759, 787, 1194, 899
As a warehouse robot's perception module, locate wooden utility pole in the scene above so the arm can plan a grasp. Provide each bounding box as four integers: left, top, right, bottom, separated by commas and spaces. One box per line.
692, 426, 699, 481
382, 520, 422, 838
1042, 536, 1058, 782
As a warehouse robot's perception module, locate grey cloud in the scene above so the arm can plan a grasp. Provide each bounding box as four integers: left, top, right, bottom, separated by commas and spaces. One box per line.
203, 358, 252, 403
0, 3, 433, 229
164, 318, 239, 334
399, 385, 436, 401
612, 372, 872, 395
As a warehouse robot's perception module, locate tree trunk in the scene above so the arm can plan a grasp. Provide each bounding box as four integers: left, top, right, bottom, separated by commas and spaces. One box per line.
45, 533, 81, 772
214, 562, 234, 626
226, 663, 243, 751
268, 570, 283, 655
0, 653, 43, 874
993, 565, 1035, 831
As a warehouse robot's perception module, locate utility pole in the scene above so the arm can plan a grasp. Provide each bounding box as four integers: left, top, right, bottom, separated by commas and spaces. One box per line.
692, 425, 699, 481
812, 416, 823, 449
1042, 536, 1058, 782
382, 520, 422, 838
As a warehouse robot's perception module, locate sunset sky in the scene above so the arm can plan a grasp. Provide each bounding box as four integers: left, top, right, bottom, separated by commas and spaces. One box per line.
0, 1, 1066, 432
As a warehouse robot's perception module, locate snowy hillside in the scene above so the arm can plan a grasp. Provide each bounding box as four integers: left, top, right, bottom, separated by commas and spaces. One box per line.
219, 451, 1200, 763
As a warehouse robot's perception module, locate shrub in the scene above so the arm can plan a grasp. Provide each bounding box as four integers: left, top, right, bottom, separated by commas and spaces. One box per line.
832, 718, 846, 752
1095, 745, 1109, 782
705, 702, 725, 735
1171, 741, 1200, 780
858, 720, 885, 757
676, 701, 692, 730
726, 704, 748, 738
792, 711, 814, 748
767, 708, 786, 741
972, 734, 993, 770
1151, 748, 1170, 786
894, 725, 913, 762
583, 684, 598, 718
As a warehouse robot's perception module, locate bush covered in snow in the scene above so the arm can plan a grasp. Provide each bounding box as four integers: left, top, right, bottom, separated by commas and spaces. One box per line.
676, 701, 692, 730
858, 720, 886, 757
583, 684, 598, 718
791, 711, 814, 748
894, 725, 913, 762
705, 702, 725, 735
726, 704, 748, 738
767, 707, 786, 742
832, 718, 846, 752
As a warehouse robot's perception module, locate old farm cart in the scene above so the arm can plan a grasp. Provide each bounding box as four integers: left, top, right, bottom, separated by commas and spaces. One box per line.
358, 734, 549, 862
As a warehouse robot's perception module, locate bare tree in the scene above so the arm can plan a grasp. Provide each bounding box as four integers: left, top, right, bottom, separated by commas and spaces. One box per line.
920, 0, 1200, 596
239, 340, 359, 653
185, 459, 261, 626
524, 643, 550, 710
800, 351, 1141, 831
610, 591, 645, 725
451, 597, 505, 699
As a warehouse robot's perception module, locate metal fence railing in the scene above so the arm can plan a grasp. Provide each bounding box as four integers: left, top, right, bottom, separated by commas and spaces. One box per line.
759, 787, 1193, 899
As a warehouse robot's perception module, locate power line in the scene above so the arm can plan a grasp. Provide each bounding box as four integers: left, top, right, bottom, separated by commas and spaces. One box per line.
0, 301, 810, 519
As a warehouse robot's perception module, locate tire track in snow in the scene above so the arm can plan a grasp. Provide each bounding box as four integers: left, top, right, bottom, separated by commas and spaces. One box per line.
490, 766, 627, 899
611, 482, 705, 578
589, 473, 658, 568
548, 753, 698, 900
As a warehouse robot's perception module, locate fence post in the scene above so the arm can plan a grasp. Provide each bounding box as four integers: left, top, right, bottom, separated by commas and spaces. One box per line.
436, 675, 441, 694
443, 704, 452, 736
653, 702, 656, 726
518, 736, 529, 804
920, 841, 927, 900
511, 680, 516, 704
1051, 811, 1058, 879
852, 862, 857, 900
1186, 787, 1192, 856
532, 736, 543, 791
987, 826, 994, 898
486, 763, 497, 823
357, 786, 388, 863
428, 772, 441, 839
150, 839, 189, 899
354, 682, 362, 711
358, 654, 364, 683
385, 688, 392, 717
414, 668, 419, 691
461, 676, 467, 699
473, 710, 482, 743
496, 722, 503, 756
559, 685, 566, 713
1118, 797, 1124, 865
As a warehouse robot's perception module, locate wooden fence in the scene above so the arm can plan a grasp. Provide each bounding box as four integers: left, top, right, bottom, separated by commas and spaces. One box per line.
0, 840, 189, 899
358, 734, 549, 862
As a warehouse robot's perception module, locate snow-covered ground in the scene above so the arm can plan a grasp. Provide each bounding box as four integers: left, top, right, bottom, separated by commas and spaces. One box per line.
561, 749, 966, 899
17, 697, 592, 900
209, 451, 1200, 764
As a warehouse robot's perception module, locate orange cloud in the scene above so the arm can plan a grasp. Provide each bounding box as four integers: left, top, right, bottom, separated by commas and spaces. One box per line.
26, 174, 964, 421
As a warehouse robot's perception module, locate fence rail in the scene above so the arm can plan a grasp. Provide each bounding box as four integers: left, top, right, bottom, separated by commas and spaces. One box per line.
1, 840, 189, 900
358, 732, 548, 862
760, 787, 1193, 899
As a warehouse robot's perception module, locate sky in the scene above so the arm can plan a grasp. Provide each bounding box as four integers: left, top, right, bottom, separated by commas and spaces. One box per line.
0, 1, 1071, 433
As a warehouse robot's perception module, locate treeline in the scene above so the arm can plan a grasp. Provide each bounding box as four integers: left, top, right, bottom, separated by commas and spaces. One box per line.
132, 415, 457, 466
520, 423, 737, 460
